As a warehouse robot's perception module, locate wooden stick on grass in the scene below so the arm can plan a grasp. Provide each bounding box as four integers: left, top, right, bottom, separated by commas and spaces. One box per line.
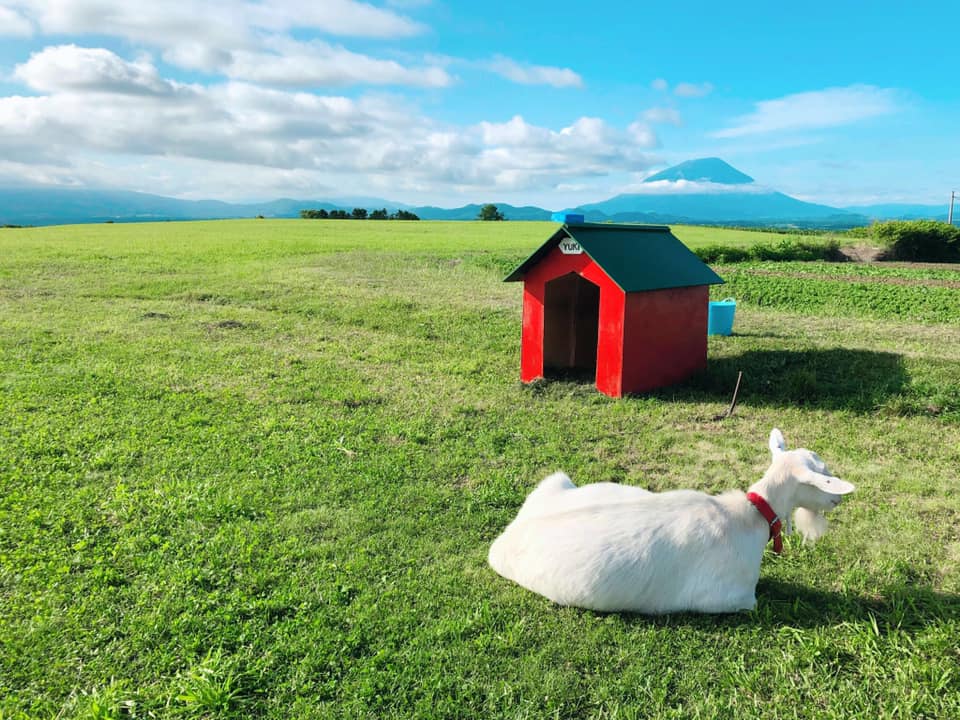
713, 370, 743, 421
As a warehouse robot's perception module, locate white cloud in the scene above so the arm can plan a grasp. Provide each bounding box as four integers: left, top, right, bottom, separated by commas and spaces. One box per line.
651, 79, 712, 98
0, 5, 32, 35
14, 45, 181, 96
3, 2, 445, 89
0, 75, 406, 170
223, 38, 453, 88
560, 117, 620, 151
674, 81, 713, 98
0, 4, 660, 204
627, 121, 659, 148
479, 115, 654, 159
8, 0, 424, 41
10, 1, 254, 51
643, 107, 682, 126
472, 115, 657, 192
0, 48, 656, 201
385, 0, 433, 7
486, 56, 583, 88
479, 115, 551, 146
713, 85, 900, 138
617, 179, 771, 195
248, 0, 427, 37
4, 3, 446, 89
7, 3, 594, 94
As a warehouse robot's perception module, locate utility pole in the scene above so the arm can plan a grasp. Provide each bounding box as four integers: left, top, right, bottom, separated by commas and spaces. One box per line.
950, 191, 956, 226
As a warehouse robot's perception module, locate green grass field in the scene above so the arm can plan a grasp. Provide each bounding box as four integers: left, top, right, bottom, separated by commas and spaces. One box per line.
672, 224, 834, 248
2, 220, 959, 719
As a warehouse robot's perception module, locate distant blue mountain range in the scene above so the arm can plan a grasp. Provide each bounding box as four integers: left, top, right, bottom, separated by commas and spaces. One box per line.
0, 187, 554, 225
842, 203, 950, 221
0, 158, 949, 228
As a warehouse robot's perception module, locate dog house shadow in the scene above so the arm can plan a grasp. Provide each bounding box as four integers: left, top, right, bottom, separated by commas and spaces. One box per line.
651, 348, 908, 413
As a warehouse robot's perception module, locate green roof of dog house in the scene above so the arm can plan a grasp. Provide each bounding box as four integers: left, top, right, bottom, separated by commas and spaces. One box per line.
504, 222, 724, 291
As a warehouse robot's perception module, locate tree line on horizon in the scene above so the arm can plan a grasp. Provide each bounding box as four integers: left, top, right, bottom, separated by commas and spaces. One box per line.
299, 203, 508, 222
300, 208, 420, 221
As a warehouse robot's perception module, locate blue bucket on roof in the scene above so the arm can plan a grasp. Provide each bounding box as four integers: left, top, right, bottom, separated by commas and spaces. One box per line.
708, 298, 736, 336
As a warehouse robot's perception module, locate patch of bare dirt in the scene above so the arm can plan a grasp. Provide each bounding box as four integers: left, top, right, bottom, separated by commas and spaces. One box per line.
839, 244, 886, 262
837, 246, 960, 272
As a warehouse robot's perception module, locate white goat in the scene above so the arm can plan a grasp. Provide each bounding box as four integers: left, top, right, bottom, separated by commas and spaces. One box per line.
488, 429, 854, 614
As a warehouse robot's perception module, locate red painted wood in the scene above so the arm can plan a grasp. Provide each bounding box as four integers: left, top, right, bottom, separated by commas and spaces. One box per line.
520, 282, 544, 382
594, 284, 625, 397
517, 244, 708, 398
620, 286, 708, 395
519, 246, 622, 384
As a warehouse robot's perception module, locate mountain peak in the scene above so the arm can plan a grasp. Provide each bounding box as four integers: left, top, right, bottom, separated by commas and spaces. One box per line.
643, 158, 754, 185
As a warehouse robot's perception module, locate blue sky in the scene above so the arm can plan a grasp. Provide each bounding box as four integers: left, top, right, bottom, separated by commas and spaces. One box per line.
0, 0, 956, 209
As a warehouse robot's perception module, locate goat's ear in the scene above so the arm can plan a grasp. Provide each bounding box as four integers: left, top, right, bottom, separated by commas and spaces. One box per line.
798, 469, 856, 495
769, 428, 786, 456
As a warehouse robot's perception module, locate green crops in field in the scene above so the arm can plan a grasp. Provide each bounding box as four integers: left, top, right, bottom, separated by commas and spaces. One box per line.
716, 264, 960, 323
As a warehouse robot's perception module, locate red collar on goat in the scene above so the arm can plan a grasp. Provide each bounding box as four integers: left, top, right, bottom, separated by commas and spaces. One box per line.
746, 492, 783, 554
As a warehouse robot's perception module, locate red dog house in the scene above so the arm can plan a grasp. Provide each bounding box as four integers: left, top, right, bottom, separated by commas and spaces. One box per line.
505, 220, 724, 397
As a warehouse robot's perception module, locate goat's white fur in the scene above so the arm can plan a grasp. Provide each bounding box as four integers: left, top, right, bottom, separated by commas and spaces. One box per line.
488, 429, 854, 614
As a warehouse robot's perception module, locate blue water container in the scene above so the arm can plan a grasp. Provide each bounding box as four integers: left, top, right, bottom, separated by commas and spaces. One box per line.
551, 212, 585, 224
708, 298, 736, 336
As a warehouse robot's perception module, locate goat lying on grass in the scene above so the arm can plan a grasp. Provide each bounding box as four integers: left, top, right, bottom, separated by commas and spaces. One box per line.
488, 429, 854, 614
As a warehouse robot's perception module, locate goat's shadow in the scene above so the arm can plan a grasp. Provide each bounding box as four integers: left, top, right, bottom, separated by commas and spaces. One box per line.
612, 579, 960, 632
650, 348, 908, 414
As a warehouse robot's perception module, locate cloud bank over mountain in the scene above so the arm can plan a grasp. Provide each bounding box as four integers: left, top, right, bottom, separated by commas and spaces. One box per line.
0, 2, 951, 208
2, 157, 946, 228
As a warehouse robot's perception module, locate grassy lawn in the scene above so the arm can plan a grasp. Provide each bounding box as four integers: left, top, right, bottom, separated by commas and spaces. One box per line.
671, 224, 835, 248
2, 220, 959, 719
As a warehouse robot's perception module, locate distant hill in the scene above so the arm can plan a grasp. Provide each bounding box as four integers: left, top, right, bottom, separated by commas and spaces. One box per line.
0, 188, 234, 225
572, 191, 865, 228
409, 203, 552, 221
0, 188, 421, 226
0, 159, 948, 229
842, 203, 949, 221
0, 187, 551, 226
0, 188, 342, 226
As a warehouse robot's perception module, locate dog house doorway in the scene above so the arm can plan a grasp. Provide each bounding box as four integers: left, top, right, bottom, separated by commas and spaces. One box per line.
543, 273, 600, 379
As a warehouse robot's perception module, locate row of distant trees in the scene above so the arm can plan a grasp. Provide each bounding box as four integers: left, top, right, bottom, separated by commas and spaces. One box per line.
299, 203, 508, 221
300, 208, 420, 221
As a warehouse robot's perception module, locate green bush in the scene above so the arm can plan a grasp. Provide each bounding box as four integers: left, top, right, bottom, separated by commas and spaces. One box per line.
753, 238, 843, 261
842, 224, 874, 239
693, 244, 752, 263
873, 220, 960, 262
694, 238, 843, 264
